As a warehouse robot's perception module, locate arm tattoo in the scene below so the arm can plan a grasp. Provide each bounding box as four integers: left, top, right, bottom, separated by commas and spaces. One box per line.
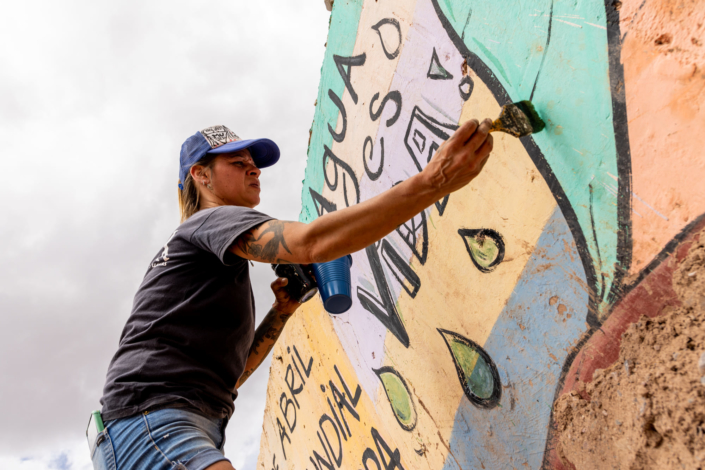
236, 221, 293, 263
249, 308, 281, 356
239, 307, 288, 387
238, 368, 253, 384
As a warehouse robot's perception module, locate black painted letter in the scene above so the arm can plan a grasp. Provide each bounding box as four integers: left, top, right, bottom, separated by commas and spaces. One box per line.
333, 54, 366, 104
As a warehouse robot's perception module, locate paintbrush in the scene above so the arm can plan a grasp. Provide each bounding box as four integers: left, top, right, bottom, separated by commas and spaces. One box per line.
489, 100, 545, 138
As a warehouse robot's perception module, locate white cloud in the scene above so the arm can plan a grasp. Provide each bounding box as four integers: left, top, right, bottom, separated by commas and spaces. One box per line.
0, 439, 92, 470
0, 1, 329, 468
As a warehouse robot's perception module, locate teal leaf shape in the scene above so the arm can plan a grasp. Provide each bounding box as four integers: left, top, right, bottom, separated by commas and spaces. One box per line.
458, 228, 505, 273
373, 366, 417, 431
438, 328, 502, 408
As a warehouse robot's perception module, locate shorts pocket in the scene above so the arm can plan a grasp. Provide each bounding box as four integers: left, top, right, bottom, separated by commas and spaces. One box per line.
91, 429, 116, 470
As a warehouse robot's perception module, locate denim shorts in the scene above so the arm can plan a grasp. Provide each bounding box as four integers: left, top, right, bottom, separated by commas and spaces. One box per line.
91, 408, 229, 470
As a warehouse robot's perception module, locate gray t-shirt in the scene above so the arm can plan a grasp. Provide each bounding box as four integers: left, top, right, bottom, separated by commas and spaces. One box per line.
100, 205, 273, 421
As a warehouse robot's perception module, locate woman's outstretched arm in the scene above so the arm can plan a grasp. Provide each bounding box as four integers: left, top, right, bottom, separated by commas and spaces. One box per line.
231, 118, 493, 265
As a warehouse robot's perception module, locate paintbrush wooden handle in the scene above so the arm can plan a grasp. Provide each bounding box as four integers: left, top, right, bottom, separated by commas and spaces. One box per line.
488, 119, 503, 133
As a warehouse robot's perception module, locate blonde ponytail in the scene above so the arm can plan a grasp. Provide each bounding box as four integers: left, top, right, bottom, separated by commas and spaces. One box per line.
177, 156, 215, 222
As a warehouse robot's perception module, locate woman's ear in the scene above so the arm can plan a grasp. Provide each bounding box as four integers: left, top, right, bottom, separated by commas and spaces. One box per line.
190, 164, 209, 186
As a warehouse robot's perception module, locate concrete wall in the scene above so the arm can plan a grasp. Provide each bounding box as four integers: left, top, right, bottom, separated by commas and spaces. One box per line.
257, 0, 704, 468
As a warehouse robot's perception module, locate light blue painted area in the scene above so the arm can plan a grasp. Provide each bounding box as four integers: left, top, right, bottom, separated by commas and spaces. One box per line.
436, 0, 620, 313
298, 0, 364, 223
441, 206, 590, 470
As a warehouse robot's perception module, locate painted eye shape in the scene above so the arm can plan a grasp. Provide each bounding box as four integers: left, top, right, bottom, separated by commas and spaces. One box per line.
438, 328, 502, 409
458, 228, 505, 273
373, 366, 417, 431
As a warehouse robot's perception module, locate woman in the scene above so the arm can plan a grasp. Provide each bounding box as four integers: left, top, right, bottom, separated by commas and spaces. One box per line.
93, 121, 492, 470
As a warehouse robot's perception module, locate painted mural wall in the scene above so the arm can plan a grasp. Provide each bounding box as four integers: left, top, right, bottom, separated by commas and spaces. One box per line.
257, 0, 704, 468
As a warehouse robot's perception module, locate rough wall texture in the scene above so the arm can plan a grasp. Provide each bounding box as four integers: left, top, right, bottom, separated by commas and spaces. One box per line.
257, 0, 705, 468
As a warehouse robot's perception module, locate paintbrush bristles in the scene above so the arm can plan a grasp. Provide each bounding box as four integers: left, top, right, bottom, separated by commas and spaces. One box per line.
515, 101, 545, 133
489, 100, 545, 138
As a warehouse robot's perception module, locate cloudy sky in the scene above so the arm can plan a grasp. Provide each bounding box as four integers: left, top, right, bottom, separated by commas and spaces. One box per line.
0, 1, 329, 468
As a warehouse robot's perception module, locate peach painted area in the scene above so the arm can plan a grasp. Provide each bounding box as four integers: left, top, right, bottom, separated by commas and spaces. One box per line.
620, 0, 705, 274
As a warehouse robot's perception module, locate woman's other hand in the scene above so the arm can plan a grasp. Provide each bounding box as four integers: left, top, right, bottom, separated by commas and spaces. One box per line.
423, 118, 493, 196
271, 277, 301, 315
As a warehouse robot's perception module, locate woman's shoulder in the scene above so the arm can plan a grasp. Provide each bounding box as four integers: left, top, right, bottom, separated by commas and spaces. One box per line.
180, 206, 218, 224
182, 205, 271, 228
177, 205, 272, 242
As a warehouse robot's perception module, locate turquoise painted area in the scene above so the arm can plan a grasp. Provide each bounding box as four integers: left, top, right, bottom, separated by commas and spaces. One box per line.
468, 354, 493, 399
298, 0, 364, 223
436, 0, 620, 313
442, 206, 590, 470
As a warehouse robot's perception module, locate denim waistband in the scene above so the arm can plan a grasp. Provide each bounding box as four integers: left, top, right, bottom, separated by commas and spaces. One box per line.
92, 407, 229, 470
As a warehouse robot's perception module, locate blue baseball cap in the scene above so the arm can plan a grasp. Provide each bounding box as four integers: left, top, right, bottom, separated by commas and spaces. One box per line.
179, 125, 280, 189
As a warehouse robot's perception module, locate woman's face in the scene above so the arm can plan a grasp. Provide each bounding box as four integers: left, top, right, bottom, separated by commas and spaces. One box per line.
200, 149, 262, 208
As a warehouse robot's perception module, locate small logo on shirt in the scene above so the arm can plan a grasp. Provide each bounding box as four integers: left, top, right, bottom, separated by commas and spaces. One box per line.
152, 230, 177, 268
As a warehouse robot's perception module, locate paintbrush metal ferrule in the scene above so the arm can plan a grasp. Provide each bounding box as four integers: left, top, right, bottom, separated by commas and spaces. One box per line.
489, 100, 546, 138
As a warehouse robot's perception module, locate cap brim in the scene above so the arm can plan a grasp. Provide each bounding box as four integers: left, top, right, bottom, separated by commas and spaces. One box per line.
206, 138, 280, 168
